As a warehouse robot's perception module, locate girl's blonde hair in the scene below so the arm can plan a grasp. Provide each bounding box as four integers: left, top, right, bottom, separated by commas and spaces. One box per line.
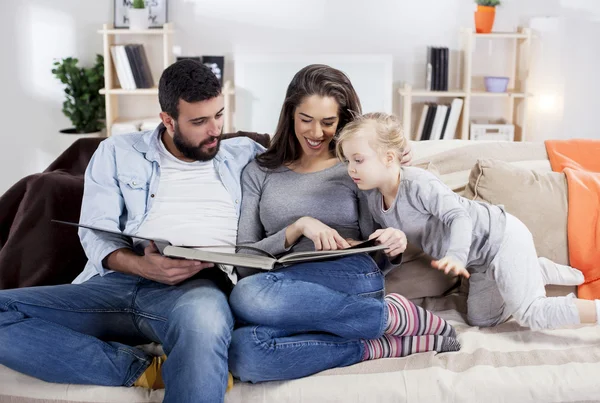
335, 112, 407, 162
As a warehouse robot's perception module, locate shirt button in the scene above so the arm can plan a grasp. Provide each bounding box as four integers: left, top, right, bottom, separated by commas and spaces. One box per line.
151, 194, 155, 198
132, 181, 137, 186
235, 199, 239, 204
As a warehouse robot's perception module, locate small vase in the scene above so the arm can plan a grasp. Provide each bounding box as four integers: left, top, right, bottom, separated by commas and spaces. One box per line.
474, 5, 496, 34
128, 8, 149, 30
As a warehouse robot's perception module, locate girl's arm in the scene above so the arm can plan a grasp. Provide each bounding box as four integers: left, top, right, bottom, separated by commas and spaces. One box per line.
412, 179, 473, 267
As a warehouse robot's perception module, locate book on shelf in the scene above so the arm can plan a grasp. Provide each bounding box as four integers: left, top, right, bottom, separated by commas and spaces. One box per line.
425, 47, 449, 91
52, 220, 387, 271
414, 98, 463, 141
110, 44, 155, 90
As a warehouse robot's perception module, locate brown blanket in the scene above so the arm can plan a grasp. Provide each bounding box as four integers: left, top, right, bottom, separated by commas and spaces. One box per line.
0, 132, 270, 290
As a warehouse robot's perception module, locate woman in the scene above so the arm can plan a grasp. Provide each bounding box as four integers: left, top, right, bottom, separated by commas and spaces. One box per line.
228, 65, 461, 383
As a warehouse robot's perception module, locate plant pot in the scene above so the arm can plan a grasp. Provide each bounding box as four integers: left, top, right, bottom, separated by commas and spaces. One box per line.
128, 8, 149, 30
474, 5, 496, 34
58, 128, 104, 153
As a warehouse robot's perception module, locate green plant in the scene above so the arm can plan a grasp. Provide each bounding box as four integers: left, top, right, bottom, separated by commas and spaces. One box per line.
132, 0, 145, 9
51, 55, 105, 133
475, 0, 501, 6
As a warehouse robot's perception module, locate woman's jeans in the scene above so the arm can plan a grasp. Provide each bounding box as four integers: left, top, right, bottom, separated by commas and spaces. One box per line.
229, 254, 387, 383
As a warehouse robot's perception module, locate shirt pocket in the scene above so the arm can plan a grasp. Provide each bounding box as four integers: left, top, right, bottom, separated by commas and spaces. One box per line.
117, 174, 149, 219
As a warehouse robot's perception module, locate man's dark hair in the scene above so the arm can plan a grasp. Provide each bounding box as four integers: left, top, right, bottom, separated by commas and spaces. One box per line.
158, 59, 222, 120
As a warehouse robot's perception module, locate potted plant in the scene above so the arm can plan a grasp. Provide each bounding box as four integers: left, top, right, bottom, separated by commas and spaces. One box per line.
52, 54, 105, 143
128, 0, 149, 30
475, 0, 501, 34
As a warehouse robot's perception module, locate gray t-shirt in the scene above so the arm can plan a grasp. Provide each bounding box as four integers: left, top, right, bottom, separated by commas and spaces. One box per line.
236, 160, 382, 278
366, 166, 506, 271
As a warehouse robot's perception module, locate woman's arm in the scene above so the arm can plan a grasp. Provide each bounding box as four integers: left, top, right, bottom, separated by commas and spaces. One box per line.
238, 162, 350, 254
237, 163, 295, 256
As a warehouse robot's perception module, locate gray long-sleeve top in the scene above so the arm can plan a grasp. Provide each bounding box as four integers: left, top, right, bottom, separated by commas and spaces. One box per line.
236, 160, 391, 278
366, 167, 506, 271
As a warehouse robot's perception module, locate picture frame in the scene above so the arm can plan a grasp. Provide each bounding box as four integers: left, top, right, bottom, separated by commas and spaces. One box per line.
114, 0, 168, 29
202, 56, 225, 86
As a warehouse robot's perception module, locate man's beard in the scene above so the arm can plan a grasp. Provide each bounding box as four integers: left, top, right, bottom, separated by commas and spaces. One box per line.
173, 123, 221, 161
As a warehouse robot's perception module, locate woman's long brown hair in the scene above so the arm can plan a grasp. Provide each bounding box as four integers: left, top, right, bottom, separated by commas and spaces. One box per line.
256, 64, 362, 170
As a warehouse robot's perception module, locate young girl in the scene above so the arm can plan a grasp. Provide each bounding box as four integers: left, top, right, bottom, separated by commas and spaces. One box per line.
336, 112, 599, 330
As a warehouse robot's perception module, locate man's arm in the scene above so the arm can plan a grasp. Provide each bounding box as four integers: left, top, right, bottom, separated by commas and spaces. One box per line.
78, 140, 133, 276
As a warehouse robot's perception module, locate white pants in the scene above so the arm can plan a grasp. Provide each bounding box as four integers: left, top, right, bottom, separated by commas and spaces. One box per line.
467, 214, 582, 330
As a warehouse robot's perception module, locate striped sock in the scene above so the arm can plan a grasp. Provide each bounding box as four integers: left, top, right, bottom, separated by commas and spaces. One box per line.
362, 334, 461, 360
385, 293, 456, 338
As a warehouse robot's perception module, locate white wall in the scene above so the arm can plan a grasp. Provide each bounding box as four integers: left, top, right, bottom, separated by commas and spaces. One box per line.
0, 0, 110, 194
1, 0, 599, 194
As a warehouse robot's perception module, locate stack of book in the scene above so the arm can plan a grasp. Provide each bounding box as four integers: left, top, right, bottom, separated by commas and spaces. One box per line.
414, 99, 463, 141
425, 47, 449, 91
110, 44, 154, 90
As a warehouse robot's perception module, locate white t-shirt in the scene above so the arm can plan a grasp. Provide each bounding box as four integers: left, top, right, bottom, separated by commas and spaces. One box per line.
136, 139, 238, 281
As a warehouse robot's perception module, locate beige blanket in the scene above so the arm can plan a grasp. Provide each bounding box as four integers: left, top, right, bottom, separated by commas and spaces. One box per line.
2, 293, 599, 403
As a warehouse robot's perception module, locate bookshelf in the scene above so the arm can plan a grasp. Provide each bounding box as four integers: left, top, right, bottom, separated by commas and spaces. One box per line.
399, 27, 534, 141
99, 22, 235, 136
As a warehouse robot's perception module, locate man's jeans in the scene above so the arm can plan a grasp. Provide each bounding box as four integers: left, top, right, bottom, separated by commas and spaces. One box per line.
0, 271, 233, 403
228, 254, 387, 383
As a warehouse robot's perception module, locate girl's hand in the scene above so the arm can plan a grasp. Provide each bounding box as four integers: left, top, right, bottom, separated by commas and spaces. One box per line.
297, 217, 350, 251
400, 141, 413, 166
368, 228, 407, 258
431, 257, 470, 279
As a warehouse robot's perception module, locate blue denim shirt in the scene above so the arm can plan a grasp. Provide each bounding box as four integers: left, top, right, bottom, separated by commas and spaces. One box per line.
72, 124, 265, 284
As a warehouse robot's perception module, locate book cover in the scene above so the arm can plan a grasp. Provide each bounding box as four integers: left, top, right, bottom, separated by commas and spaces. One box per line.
124, 45, 144, 88
421, 104, 437, 141
53, 220, 387, 271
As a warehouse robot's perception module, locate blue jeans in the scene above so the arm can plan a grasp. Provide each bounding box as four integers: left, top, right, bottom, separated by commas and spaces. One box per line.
228, 254, 386, 383
0, 271, 234, 403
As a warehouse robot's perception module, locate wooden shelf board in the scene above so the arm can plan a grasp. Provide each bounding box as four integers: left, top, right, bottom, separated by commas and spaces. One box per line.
470, 91, 530, 98
473, 32, 529, 39
98, 28, 173, 35
398, 89, 467, 97
100, 88, 159, 95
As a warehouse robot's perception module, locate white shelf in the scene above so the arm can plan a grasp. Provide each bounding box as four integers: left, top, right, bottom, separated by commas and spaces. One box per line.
473, 32, 529, 39
101, 85, 234, 96
399, 27, 533, 142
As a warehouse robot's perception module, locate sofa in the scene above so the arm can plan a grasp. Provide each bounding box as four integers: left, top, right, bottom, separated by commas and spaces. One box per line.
1, 138, 599, 403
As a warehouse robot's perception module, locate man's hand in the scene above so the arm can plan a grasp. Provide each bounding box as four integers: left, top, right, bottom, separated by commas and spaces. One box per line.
368, 228, 407, 258
431, 256, 470, 279
105, 243, 214, 286
297, 217, 350, 251
137, 242, 214, 285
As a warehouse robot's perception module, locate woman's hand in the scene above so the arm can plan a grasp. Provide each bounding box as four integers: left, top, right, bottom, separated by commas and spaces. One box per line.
296, 217, 350, 250
431, 257, 470, 279
345, 238, 362, 247
368, 228, 407, 258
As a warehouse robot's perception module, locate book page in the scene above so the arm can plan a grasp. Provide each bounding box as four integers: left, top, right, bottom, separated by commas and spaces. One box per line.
163, 246, 276, 271
277, 243, 387, 264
